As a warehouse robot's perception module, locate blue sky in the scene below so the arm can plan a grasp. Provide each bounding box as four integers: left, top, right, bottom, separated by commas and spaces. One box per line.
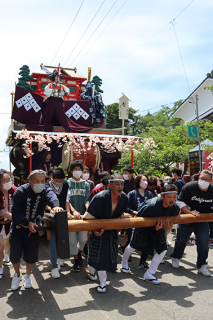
0, 0, 213, 171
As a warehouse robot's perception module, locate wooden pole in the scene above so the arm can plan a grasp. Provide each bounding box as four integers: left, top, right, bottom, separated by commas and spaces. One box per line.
29, 142, 32, 173
122, 119, 124, 135
131, 142, 134, 167
67, 213, 213, 232
10, 92, 14, 124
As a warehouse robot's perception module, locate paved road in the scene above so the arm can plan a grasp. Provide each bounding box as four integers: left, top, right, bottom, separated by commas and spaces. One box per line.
1, 233, 213, 320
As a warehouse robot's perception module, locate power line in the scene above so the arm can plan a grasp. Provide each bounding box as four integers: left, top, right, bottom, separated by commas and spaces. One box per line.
171, 21, 191, 94
139, 102, 175, 114
169, 1, 195, 95
63, 0, 106, 66
112, 0, 195, 70
51, 0, 85, 65
112, 23, 170, 70
69, 0, 118, 67
77, 0, 128, 66
170, 0, 195, 23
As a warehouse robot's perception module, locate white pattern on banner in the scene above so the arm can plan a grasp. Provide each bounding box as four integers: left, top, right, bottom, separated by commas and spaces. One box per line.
15, 93, 41, 113
65, 103, 89, 120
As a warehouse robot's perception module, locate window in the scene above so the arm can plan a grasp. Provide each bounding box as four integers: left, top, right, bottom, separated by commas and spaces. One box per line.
41, 83, 48, 90
67, 86, 76, 93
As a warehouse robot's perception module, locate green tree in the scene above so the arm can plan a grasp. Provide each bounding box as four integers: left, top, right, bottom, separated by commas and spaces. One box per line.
17, 65, 34, 91
116, 119, 213, 176
105, 102, 138, 130
126, 100, 183, 135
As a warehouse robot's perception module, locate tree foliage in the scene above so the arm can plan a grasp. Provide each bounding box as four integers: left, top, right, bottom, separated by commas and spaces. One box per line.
115, 117, 213, 176
105, 100, 183, 134
106, 100, 213, 176
105, 102, 138, 129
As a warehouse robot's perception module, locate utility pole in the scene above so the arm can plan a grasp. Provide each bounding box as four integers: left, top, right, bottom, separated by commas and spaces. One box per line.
195, 95, 202, 172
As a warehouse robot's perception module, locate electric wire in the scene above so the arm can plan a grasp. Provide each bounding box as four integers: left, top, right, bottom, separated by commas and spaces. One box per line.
112, 0, 195, 70
51, 0, 85, 64
171, 21, 191, 94
69, 0, 118, 66
77, 0, 128, 66
170, 0, 195, 23
63, 0, 106, 66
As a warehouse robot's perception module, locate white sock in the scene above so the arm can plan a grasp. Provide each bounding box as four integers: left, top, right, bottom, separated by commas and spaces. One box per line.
144, 270, 155, 280
4, 253, 9, 262
88, 265, 96, 276
0, 267, 3, 273
98, 270, 107, 287
148, 250, 167, 275
122, 245, 135, 269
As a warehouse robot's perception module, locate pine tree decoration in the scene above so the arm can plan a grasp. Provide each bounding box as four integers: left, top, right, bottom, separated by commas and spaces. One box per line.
91, 75, 103, 93
17, 65, 34, 91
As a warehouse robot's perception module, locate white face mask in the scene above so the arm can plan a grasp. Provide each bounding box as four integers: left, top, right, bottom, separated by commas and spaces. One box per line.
198, 180, 210, 190
82, 173, 89, 181
140, 181, 148, 189
2, 181, 12, 191
123, 174, 129, 181
32, 183, 45, 193
54, 181, 63, 187
73, 171, 82, 179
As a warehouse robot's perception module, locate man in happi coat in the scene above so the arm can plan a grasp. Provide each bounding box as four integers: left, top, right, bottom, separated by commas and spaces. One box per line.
0, 169, 17, 280
84, 174, 128, 293
122, 184, 180, 284
10, 169, 63, 291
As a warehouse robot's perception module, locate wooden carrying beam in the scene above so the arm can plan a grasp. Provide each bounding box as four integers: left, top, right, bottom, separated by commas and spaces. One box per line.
68, 213, 213, 232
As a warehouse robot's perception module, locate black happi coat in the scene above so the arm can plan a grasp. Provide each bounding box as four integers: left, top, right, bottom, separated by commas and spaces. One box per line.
85, 189, 128, 272
11, 183, 58, 236
130, 197, 180, 254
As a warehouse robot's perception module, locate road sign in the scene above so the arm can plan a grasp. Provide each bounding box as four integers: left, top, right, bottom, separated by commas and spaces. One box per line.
188, 125, 198, 138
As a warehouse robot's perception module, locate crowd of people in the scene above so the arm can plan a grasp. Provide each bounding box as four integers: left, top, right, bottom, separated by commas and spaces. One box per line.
0, 160, 213, 293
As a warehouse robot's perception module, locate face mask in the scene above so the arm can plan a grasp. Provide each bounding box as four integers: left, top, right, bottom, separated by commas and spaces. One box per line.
32, 183, 45, 194
140, 181, 148, 189
123, 174, 129, 180
198, 180, 210, 190
73, 171, 82, 179
53, 181, 63, 187
82, 173, 89, 181
2, 181, 12, 190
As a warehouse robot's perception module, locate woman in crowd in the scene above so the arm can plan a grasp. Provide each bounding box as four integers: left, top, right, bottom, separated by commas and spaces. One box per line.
126, 174, 153, 269
38, 151, 56, 177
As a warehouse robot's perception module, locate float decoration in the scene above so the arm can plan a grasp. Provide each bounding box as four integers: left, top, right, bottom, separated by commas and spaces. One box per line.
14, 129, 156, 159
81, 68, 106, 126
17, 65, 34, 92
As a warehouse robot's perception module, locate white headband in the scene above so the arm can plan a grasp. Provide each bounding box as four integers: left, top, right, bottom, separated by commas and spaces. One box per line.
28, 170, 46, 178
161, 191, 177, 194
109, 179, 125, 182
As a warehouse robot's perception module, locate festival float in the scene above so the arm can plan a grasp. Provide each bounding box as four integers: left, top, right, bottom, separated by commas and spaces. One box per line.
6, 63, 139, 185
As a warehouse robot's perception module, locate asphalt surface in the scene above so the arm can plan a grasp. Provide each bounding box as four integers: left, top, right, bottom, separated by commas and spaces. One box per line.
1, 233, 213, 320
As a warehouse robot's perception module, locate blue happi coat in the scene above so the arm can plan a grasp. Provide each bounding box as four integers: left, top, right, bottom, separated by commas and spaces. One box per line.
81, 89, 106, 125
11, 183, 58, 235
